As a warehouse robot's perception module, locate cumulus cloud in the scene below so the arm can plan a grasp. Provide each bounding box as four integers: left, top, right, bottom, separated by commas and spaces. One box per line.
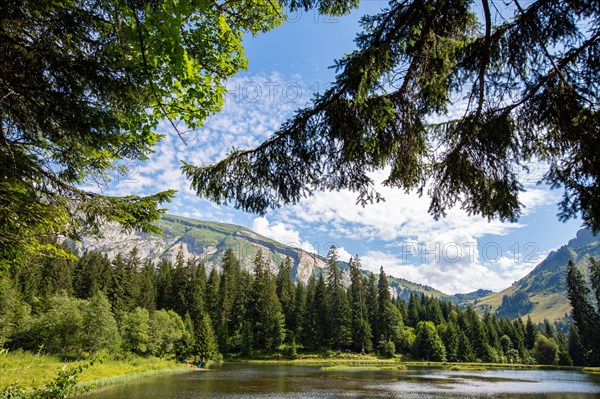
86, 70, 564, 295
252, 216, 317, 254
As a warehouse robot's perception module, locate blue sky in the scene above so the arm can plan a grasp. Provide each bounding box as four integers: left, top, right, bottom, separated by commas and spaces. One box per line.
105, 1, 583, 294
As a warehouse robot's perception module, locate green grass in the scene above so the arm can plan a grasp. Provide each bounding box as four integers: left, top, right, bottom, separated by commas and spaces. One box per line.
321, 364, 407, 371
0, 350, 186, 391
230, 353, 600, 375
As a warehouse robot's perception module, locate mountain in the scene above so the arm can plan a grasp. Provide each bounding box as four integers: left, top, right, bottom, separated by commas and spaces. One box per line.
457, 228, 600, 323
79, 214, 447, 299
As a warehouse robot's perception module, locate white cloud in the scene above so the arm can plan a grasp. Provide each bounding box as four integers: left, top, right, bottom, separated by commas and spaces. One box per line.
336, 246, 353, 263
360, 239, 547, 295
252, 216, 316, 254
86, 70, 564, 296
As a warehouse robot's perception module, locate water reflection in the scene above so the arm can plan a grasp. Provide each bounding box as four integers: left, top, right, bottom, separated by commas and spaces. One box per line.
85, 363, 600, 399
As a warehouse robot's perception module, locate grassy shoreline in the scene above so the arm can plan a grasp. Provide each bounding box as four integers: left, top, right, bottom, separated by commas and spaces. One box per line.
0, 351, 188, 392
228, 353, 600, 374
3, 350, 599, 395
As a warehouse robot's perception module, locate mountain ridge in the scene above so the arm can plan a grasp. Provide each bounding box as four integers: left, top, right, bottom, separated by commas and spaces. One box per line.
80, 214, 598, 321
79, 214, 448, 300
459, 227, 599, 323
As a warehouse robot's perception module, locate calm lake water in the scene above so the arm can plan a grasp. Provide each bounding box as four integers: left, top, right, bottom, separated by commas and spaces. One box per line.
86, 363, 600, 399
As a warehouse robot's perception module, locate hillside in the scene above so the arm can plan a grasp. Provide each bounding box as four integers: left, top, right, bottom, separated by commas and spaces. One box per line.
79, 214, 447, 298
459, 228, 599, 323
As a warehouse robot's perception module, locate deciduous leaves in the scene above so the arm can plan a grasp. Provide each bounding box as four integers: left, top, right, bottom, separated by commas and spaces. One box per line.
0, 0, 284, 267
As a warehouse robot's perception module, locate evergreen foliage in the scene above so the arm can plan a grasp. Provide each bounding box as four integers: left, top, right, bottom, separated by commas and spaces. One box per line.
566, 259, 600, 365
1, 246, 594, 366
0, 0, 304, 268
185, 0, 600, 234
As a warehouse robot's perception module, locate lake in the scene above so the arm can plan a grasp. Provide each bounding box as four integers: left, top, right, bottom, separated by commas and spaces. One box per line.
85, 363, 600, 398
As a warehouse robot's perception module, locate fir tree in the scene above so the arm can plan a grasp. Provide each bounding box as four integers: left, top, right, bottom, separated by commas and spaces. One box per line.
276, 256, 296, 331
349, 257, 372, 353
194, 311, 220, 362
566, 260, 600, 365
590, 257, 600, 309
524, 316, 537, 351
249, 251, 285, 351
325, 246, 352, 348
413, 321, 446, 362
568, 325, 586, 367
138, 260, 157, 311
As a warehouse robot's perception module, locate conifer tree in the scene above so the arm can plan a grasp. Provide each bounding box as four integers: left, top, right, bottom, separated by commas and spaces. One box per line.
171, 247, 190, 317
325, 246, 352, 348
314, 273, 329, 347
590, 257, 600, 309
566, 260, 600, 365
568, 325, 586, 367
217, 249, 241, 352
138, 260, 157, 311
276, 256, 296, 331
365, 272, 379, 338
156, 258, 173, 311
194, 311, 220, 362
188, 0, 600, 233
302, 275, 320, 349
349, 257, 372, 353
439, 322, 459, 362
524, 316, 537, 350
249, 251, 285, 351
290, 281, 307, 342
187, 261, 207, 327
413, 321, 446, 362
543, 320, 555, 340
205, 268, 221, 327
457, 330, 475, 362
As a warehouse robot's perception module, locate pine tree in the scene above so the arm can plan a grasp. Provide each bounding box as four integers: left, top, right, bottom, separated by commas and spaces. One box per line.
194, 311, 220, 362
590, 257, 600, 309
543, 319, 555, 340
349, 257, 372, 353
276, 256, 296, 332
566, 260, 600, 365
205, 268, 221, 327
568, 325, 586, 367
439, 322, 460, 362
457, 330, 475, 362
217, 249, 241, 352
412, 321, 446, 362
302, 275, 320, 349
138, 260, 157, 311
524, 316, 537, 351
249, 251, 285, 351
377, 267, 403, 345
290, 281, 307, 342
189, 0, 600, 233
325, 246, 351, 349
171, 246, 190, 317
156, 258, 173, 311
178, 313, 196, 361
365, 272, 379, 339
187, 261, 207, 328
314, 274, 329, 347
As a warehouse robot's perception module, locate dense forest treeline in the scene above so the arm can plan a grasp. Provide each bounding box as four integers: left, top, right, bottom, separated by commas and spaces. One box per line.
1, 245, 599, 366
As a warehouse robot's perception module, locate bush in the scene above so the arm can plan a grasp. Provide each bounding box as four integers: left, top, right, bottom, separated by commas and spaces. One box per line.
379, 340, 396, 358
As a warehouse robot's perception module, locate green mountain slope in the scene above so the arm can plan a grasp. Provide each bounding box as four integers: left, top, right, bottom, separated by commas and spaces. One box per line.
80, 214, 447, 298
459, 228, 599, 323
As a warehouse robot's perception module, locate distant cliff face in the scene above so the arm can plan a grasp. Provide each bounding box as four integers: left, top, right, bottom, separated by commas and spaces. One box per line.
78, 214, 447, 298
79, 215, 328, 284
457, 228, 600, 323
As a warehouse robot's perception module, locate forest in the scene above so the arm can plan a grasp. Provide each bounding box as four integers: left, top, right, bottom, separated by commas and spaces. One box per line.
2, 244, 597, 367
